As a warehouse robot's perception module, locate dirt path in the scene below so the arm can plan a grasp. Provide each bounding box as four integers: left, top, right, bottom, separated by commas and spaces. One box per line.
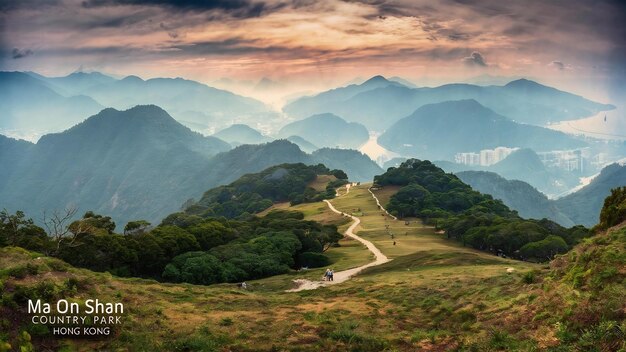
287, 185, 390, 292
368, 188, 397, 220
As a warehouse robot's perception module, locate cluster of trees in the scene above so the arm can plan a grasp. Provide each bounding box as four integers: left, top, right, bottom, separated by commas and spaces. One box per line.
375, 159, 590, 261
0, 163, 351, 285
185, 163, 348, 218
595, 186, 626, 231
0, 209, 343, 285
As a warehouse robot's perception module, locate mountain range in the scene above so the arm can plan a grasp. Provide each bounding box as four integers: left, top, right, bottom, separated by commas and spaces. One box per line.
1, 71, 275, 138
378, 99, 586, 161
284, 76, 613, 130
0, 72, 103, 133
0, 106, 381, 227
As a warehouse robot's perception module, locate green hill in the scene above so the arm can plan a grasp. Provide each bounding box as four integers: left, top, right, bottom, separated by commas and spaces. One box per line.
183, 163, 347, 218
375, 159, 589, 260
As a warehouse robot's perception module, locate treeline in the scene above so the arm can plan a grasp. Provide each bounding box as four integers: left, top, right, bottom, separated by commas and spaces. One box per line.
185, 163, 348, 218
374, 159, 590, 261
0, 209, 342, 285
0, 163, 350, 285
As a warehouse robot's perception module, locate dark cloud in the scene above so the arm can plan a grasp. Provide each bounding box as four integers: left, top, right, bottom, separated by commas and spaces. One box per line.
462, 51, 486, 67
80, 0, 286, 18
0, 0, 58, 12
160, 22, 179, 39
12, 48, 33, 59
550, 60, 565, 70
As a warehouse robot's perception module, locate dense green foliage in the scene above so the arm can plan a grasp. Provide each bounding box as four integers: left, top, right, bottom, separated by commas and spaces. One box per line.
538, 213, 626, 351
0, 161, 349, 284
375, 159, 590, 261
595, 186, 626, 231
0, 208, 342, 285
185, 163, 344, 218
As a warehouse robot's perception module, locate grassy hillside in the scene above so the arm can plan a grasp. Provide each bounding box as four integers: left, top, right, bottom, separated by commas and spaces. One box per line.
1, 185, 623, 351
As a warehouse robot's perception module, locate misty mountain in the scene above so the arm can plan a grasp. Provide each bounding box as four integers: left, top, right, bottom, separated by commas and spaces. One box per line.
0, 105, 231, 226
378, 100, 585, 161
284, 76, 613, 130
0, 107, 381, 226
0, 72, 103, 133
310, 148, 383, 182
429, 148, 582, 197
278, 113, 369, 149
212, 124, 272, 146
456, 171, 575, 227
28, 71, 117, 96
286, 135, 318, 153
555, 162, 626, 227
81, 75, 271, 126
283, 75, 404, 122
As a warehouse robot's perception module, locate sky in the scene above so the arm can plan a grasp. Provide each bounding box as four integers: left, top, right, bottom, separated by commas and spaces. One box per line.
0, 0, 625, 103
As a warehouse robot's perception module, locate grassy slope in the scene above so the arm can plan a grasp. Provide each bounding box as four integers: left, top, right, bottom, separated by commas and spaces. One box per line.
2, 186, 574, 352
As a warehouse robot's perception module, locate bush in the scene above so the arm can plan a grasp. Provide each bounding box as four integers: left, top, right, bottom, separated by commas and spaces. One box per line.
297, 252, 331, 268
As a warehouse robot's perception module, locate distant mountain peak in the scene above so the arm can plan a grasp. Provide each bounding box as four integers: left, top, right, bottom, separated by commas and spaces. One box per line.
363, 75, 389, 85
121, 75, 144, 83
504, 78, 544, 88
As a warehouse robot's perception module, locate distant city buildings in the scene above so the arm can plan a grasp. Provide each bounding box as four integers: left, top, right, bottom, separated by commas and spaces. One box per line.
455, 147, 518, 166
537, 149, 584, 172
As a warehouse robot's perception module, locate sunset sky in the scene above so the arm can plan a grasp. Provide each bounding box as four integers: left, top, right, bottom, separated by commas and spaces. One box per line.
1, 0, 625, 102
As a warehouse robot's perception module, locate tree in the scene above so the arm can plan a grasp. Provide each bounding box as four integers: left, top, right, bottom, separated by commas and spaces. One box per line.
42, 207, 84, 255
124, 220, 152, 235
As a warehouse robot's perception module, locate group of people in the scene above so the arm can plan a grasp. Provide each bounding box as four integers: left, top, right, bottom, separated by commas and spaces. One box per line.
323, 268, 334, 281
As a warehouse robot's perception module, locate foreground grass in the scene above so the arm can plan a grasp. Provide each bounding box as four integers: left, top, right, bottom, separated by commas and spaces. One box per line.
3, 184, 592, 352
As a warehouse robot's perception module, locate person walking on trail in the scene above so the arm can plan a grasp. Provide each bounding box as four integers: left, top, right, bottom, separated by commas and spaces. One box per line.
324, 268, 331, 281
329, 269, 334, 281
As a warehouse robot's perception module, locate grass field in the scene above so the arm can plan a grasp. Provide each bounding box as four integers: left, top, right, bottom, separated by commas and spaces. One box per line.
1, 183, 549, 352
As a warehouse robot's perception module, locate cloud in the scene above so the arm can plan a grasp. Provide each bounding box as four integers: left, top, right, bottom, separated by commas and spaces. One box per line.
462, 51, 487, 67
80, 0, 286, 18
12, 48, 33, 59
549, 60, 565, 70
0, 0, 59, 12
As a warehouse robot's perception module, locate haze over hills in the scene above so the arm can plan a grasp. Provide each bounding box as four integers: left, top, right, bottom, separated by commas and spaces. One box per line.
456, 170, 575, 226
555, 162, 626, 227
284, 76, 613, 130
82, 75, 270, 124
286, 135, 318, 153
378, 99, 586, 161
283, 75, 405, 121
212, 124, 272, 146
27, 71, 117, 96
0, 106, 381, 226
278, 113, 370, 149
0, 72, 103, 134
0, 105, 231, 226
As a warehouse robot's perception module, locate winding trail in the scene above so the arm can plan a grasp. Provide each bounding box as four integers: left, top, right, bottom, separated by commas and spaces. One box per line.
368, 187, 398, 220
287, 185, 390, 292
